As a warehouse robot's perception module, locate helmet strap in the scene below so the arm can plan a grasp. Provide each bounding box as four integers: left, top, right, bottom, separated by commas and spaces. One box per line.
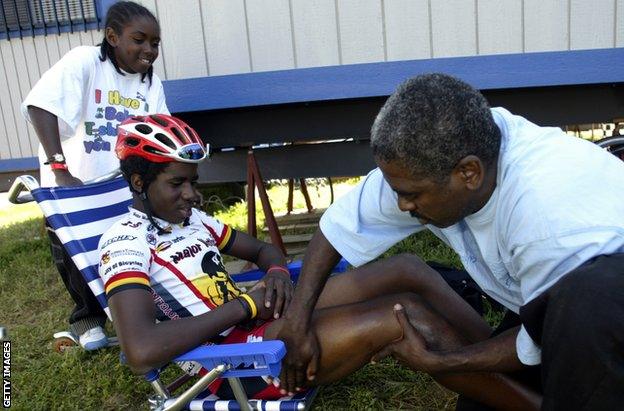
139, 190, 169, 236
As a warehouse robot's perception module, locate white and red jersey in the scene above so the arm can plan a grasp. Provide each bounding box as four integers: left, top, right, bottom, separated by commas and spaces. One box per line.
98, 207, 241, 323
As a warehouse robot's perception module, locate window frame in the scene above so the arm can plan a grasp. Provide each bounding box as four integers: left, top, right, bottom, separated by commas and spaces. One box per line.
0, 0, 116, 40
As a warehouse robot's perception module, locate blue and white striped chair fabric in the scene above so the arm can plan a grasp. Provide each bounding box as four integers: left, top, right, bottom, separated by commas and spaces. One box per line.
29, 176, 342, 410
163, 389, 315, 411
32, 176, 132, 319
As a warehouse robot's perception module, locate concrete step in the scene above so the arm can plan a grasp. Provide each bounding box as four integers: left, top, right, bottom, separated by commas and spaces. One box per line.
280, 233, 313, 245
274, 209, 325, 226
262, 222, 319, 232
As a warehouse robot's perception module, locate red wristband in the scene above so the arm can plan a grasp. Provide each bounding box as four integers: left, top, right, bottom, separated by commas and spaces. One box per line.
50, 162, 68, 171
267, 265, 290, 275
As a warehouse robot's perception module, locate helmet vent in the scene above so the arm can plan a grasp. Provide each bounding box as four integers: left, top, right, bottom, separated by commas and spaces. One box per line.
154, 133, 176, 149
125, 137, 140, 147
171, 126, 185, 142
145, 146, 166, 155
134, 124, 153, 134
184, 126, 195, 140
150, 115, 169, 127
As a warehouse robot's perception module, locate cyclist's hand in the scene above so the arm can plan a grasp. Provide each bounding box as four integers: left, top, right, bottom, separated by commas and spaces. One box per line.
252, 267, 293, 319
247, 286, 275, 321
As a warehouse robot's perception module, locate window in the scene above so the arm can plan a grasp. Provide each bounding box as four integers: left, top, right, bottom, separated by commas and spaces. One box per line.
0, 0, 109, 39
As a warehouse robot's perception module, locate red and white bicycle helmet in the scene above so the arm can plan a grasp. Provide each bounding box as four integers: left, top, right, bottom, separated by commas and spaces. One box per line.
116, 114, 209, 163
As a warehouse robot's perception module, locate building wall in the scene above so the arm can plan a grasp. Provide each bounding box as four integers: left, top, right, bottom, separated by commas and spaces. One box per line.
1, 0, 623, 161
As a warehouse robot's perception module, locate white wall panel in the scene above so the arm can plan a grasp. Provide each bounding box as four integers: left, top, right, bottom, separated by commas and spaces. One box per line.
67, 31, 83, 49
570, 0, 615, 50
618, 0, 624, 47
157, 0, 208, 79
202, 0, 251, 75
0, 101, 10, 159
19, 38, 42, 89
0, 59, 13, 159
56, 32, 72, 57
0, 41, 29, 158
478, 0, 522, 54
430, 0, 477, 58
45, 35, 62, 66
8, 41, 36, 154
33, 36, 52, 75
384, 0, 431, 61
246, 0, 295, 72
134, 0, 167, 80
524, 0, 569, 52
291, 0, 340, 68
337, 0, 384, 64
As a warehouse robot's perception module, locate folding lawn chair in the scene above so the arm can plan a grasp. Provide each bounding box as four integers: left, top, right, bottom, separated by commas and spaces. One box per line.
9, 172, 348, 411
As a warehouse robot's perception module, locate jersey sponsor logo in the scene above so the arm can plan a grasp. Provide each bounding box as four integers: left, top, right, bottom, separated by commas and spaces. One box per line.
131, 211, 148, 221
146, 233, 157, 245
100, 251, 111, 265
100, 249, 146, 267
155, 241, 172, 253
110, 260, 144, 270
171, 236, 185, 243
170, 244, 202, 264
121, 221, 142, 228
152, 291, 180, 320
192, 250, 242, 306
198, 237, 216, 248
101, 235, 137, 249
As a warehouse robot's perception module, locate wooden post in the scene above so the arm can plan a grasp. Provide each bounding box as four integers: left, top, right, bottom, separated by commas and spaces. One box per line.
299, 179, 313, 213
287, 179, 294, 214
246, 150, 286, 256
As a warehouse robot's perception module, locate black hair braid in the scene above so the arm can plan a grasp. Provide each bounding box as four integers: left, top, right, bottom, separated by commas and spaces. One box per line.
98, 1, 158, 85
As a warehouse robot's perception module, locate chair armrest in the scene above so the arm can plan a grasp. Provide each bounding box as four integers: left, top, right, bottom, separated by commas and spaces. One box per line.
174, 340, 286, 378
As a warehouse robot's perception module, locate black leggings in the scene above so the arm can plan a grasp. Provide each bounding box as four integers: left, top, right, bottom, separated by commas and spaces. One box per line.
47, 227, 106, 329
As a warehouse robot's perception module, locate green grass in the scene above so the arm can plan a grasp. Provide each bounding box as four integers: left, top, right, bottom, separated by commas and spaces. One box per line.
0, 179, 492, 410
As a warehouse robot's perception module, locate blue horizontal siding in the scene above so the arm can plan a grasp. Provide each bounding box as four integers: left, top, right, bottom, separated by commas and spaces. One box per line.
3, 48, 623, 173
164, 48, 624, 113
0, 157, 38, 172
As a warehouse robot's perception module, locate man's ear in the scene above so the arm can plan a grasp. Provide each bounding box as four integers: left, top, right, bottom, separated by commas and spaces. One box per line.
105, 27, 119, 48
455, 155, 484, 190
130, 174, 144, 193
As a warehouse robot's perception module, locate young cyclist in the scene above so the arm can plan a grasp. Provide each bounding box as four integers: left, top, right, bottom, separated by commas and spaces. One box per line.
21, 1, 168, 350
98, 114, 540, 406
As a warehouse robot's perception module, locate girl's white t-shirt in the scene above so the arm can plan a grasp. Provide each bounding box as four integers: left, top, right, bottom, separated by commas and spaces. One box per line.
22, 46, 169, 186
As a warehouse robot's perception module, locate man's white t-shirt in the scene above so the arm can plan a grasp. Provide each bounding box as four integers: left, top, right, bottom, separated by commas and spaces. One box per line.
320, 107, 624, 365
22, 46, 169, 186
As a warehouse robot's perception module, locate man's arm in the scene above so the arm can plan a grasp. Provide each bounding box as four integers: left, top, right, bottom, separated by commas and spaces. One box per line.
27, 106, 82, 186
276, 229, 340, 394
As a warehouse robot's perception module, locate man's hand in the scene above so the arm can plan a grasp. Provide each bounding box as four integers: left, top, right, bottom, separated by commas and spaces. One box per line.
54, 170, 83, 187
275, 319, 320, 395
371, 304, 443, 373
251, 267, 293, 319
